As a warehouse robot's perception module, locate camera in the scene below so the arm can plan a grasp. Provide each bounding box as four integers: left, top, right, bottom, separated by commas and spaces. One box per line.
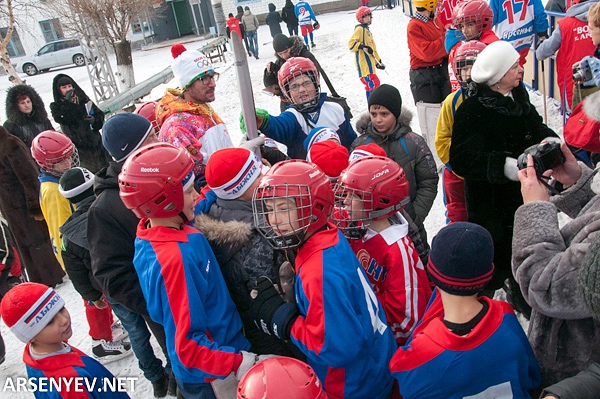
65, 89, 76, 102
517, 141, 565, 176
573, 64, 594, 84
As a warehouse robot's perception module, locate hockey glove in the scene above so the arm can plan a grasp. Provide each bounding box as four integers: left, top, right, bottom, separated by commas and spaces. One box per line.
250, 276, 299, 340
358, 44, 374, 55
313, 21, 320, 30
239, 109, 270, 134
235, 351, 258, 380
376, 62, 386, 70
579, 56, 600, 87
535, 31, 549, 50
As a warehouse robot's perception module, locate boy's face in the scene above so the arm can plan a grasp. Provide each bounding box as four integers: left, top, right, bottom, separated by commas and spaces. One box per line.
361, 14, 372, 24
52, 158, 72, 176
589, 22, 600, 46
60, 84, 74, 97
343, 192, 367, 221
32, 307, 72, 346
182, 185, 200, 222
459, 21, 479, 40
287, 75, 317, 105
460, 64, 473, 82
369, 105, 397, 135
17, 96, 33, 114
264, 197, 301, 236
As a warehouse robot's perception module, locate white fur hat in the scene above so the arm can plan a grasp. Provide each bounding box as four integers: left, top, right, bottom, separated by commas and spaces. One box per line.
471, 41, 520, 86
171, 44, 214, 90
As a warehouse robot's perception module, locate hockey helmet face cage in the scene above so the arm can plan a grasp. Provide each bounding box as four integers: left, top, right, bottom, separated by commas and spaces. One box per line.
356, 6, 372, 23
413, 0, 437, 12
118, 143, 195, 219
277, 57, 320, 113
333, 156, 410, 239
134, 101, 159, 132
253, 160, 333, 250
452, 0, 494, 40
31, 130, 79, 177
453, 40, 487, 87
237, 356, 328, 399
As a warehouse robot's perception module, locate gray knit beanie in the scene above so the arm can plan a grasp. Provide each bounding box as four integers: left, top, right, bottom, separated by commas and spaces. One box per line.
579, 234, 600, 320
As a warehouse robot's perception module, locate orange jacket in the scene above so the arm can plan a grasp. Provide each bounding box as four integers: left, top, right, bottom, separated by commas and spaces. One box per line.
407, 16, 447, 69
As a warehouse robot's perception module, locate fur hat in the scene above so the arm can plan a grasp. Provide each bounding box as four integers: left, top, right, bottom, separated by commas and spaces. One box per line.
307, 141, 349, 179
273, 34, 292, 53
102, 113, 153, 162
349, 143, 387, 162
56, 76, 74, 88
303, 126, 341, 152
471, 41, 520, 86
368, 84, 402, 119
205, 148, 262, 199
59, 167, 95, 204
579, 234, 600, 320
428, 222, 495, 296
171, 44, 214, 90
0, 283, 65, 343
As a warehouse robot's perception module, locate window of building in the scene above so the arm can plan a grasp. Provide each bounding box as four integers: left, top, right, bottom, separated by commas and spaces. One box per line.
39, 19, 64, 42
132, 19, 151, 34
0, 28, 25, 57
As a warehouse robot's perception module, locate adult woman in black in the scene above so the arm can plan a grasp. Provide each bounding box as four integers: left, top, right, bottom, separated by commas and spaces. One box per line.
4, 84, 53, 148
449, 41, 558, 315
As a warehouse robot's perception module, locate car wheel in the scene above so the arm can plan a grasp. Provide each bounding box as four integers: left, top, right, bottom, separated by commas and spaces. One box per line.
73, 54, 86, 66
23, 63, 38, 76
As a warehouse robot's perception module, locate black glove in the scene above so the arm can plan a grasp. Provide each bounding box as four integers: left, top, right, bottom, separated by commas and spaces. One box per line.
83, 115, 95, 124
313, 21, 320, 30
250, 277, 299, 340
358, 44, 374, 55
536, 31, 549, 50
376, 62, 386, 70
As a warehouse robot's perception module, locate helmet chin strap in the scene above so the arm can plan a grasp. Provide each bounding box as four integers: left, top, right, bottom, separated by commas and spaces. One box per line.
370, 197, 410, 220
179, 211, 189, 224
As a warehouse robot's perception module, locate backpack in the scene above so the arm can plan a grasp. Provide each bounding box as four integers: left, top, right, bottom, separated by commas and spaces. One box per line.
564, 101, 600, 153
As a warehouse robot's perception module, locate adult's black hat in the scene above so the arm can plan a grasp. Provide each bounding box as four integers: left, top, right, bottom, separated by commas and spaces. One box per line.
57, 76, 74, 88
273, 34, 292, 53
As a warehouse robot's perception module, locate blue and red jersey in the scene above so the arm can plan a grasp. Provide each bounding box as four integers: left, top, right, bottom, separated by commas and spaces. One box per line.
390, 294, 542, 398
23, 343, 130, 398
134, 221, 250, 384
290, 223, 396, 399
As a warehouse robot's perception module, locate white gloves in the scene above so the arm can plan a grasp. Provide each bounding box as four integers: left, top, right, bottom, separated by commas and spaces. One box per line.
239, 135, 265, 152
235, 351, 258, 380
504, 157, 519, 181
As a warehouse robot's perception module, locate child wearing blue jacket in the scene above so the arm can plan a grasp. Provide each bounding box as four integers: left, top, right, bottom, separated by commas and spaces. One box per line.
118, 143, 263, 399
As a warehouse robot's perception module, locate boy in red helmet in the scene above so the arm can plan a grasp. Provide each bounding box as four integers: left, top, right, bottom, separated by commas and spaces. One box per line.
333, 156, 432, 345
119, 143, 264, 398
250, 159, 396, 399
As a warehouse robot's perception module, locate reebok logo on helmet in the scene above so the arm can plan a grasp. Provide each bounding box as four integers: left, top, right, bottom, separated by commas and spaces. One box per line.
140, 167, 159, 172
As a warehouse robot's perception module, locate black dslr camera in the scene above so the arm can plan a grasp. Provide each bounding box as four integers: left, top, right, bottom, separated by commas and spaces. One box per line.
573, 64, 594, 84
517, 141, 565, 176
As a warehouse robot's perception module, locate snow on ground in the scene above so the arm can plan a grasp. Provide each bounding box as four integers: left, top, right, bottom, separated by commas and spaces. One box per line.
0, 6, 562, 397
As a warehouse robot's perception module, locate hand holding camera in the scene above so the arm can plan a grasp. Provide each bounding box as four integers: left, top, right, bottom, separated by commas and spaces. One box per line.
573, 56, 600, 87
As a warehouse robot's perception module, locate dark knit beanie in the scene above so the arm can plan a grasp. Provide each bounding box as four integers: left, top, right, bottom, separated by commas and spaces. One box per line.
59, 167, 95, 204
427, 222, 494, 296
57, 76, 74, 87
579, 235, 600, 320
273, 34, 292, 53
368, 84, 402, 120
102, 113, 153, 162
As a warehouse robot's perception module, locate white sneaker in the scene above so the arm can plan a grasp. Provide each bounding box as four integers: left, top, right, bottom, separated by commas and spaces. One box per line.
111, 320, 129, 342
92, 339, 133, 364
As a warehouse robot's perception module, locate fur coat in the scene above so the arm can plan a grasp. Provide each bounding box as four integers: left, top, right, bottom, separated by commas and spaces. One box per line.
0, 126, 64, 286
3, 84, 53, 148
49, 74, 110, 173
512, 163, 600, 387
450, 82, 558, 289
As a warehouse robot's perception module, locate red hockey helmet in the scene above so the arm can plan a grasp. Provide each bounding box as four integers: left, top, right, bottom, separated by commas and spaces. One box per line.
277, 57, 321, 113
333, 156, 410, 239
118, 143, 194, 219
452, 40, 487, 85
452, 0, 494, 38
237, 357, 328, 399
31, 130, 79, 176
356, 6, 372, 23
134, 101, 159, 131
253, 159, 333, 249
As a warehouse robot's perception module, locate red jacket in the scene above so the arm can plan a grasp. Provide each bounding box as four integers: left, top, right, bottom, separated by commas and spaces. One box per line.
407, 16, 447, 69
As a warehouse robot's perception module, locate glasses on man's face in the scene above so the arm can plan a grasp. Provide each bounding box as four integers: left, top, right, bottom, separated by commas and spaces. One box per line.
199, 72, 220, 85
289, 80, 313, 92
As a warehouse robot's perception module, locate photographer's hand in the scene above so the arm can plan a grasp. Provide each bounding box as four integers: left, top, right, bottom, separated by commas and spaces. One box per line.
549, 142, 582, 188
518, 155, 550, 203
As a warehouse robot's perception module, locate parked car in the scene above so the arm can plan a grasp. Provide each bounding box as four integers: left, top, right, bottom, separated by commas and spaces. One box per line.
17, 38, 86, 76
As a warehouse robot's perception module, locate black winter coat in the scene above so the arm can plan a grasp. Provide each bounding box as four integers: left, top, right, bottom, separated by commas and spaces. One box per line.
88, 161, 148, 316
352, 107, 439, 250
281, 0, 298, 27
0, 126, 64, 286
195, 199, 298, 357
449, 82, 557, 289
3, 84, 53, 148
49, 74, 110, 173
60, 196, 103, 302
266, 4, 283, 37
